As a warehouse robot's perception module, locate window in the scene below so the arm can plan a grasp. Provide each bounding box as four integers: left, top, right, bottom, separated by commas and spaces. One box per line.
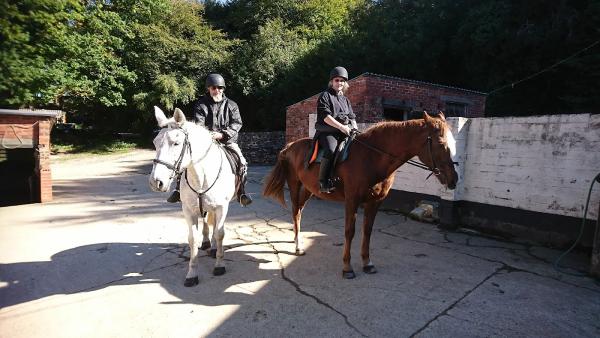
445, 102, 467, 117
383, 107, 409, 121
382, 98, 418, 121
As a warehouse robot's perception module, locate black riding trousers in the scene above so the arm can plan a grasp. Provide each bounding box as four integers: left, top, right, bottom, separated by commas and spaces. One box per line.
318, 132, 345, 159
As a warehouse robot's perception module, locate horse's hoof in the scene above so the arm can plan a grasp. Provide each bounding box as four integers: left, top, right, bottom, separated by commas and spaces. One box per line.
295, 249, 306, 256
363, 264, 377, 274
209, 249, 217, 258
342, 270, 356, 279
213, 266, 226, 276
184, 277, 199, 287
200, 241, 211, 250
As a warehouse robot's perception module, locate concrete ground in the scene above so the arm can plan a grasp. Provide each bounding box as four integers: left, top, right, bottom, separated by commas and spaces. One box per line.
0, 149, 599, 338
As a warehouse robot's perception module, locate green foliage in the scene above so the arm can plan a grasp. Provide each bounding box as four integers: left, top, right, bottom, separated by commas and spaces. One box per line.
216, 0, 365, 130
1, 0, 232, 131
51, 127, 144, 155
2, 0, 599, 134
0, 0, 84, 106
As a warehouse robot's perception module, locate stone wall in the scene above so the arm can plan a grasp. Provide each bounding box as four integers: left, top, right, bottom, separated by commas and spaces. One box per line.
238, 131, 285, 165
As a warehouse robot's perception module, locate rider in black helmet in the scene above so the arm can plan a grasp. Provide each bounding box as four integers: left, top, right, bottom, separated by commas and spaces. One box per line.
167, 73, 252, 207
314, 66, 357, 193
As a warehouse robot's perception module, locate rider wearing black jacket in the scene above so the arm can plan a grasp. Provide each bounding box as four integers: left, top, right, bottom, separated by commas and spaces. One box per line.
315, 66, 357, 193
167, 73, 252, 207
192, 94, 242, 145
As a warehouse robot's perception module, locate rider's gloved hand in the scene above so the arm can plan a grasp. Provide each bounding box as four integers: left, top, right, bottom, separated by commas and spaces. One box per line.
211, 132, 224, 140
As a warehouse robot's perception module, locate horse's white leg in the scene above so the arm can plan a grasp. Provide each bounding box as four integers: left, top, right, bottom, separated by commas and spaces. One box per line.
205, 212, 217, 258
183, 208, 200, 286
212, 205, 228, 276
200, 212, 211, 251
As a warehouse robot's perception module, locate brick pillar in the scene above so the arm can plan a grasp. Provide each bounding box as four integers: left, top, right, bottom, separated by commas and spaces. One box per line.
37, 120, 53, 202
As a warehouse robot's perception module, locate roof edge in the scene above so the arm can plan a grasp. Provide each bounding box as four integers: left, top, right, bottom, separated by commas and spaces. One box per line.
0, 109, 60, 117
360, 72, 488, 95
286, 72, 487, 110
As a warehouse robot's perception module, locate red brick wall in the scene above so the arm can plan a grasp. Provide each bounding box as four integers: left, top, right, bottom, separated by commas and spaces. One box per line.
285, 73, 487, 143
0, 114, 54, 203
286, 98, 319, 144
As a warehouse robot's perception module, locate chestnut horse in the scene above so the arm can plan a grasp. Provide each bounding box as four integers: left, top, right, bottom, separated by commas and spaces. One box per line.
263, 112, 458, 278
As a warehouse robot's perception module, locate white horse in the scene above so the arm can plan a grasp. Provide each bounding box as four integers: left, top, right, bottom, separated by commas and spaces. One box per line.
148, 106, 237, 287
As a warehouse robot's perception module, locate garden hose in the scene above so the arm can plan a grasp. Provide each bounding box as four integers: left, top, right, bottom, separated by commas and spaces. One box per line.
553, 172, 600, 277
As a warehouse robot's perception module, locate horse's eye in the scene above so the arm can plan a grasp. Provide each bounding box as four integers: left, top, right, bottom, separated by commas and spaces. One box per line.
174, 142, 180, 146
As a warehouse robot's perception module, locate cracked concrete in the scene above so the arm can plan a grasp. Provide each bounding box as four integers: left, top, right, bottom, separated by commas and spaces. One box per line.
1, 149, 599, 337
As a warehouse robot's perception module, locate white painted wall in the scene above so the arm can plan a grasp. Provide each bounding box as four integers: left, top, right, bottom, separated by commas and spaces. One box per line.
308, 113, 600, 219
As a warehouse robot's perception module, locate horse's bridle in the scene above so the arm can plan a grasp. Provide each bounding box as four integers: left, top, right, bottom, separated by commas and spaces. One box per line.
152, 127, 192, 179
153, 126, 224, 219
152, 127, 215, 177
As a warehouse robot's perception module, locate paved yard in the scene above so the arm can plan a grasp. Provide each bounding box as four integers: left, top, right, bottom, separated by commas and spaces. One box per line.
0, 150, 598, 337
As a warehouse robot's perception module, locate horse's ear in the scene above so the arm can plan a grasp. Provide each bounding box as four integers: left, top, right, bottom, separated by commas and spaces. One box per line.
173, 108, 186, 125
154, 106, 169, 127
438, 111, 446, 120
423, 111, 431, 121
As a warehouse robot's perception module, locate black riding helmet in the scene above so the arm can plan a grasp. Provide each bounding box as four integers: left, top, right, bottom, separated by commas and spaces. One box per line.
205, 73, 226, 88
329, 66, 348, 81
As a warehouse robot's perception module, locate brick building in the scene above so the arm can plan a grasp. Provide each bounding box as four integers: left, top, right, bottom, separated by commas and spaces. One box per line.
286, 72, 486, 142
0, 109, 58, 206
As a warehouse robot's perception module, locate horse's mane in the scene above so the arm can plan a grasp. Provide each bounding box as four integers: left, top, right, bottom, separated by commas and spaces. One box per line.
360, 119, 425, 138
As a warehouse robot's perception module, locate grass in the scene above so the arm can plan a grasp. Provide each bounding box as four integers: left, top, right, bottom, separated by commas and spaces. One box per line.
51, 126, 152, 155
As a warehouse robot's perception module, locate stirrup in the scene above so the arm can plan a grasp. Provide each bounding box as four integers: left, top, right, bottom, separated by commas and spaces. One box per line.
319, 181, 334, 193
239, 194, 252, 207
167, 190, 180, 203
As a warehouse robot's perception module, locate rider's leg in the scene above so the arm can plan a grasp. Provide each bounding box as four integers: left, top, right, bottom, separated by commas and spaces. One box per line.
228, 143, 252, 206
167, 174, 181, 203
318, 133, 337, 193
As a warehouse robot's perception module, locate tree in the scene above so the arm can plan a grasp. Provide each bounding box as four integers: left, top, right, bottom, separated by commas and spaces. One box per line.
0, 0, 87, 107
1, 0, 234, 131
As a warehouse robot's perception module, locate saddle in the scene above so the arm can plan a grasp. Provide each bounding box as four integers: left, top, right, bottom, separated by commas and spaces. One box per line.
219, 144, 242, 188
304, 133, 353, 170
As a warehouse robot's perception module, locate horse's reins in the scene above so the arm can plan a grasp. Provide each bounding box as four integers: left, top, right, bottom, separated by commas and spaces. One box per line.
350, 131, 452, 179
184, 145, 223, 196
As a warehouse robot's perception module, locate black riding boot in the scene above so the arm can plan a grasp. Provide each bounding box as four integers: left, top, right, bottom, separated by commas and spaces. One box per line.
318, 157, 334, 193
237, 167, 252, 207
167, 176, 181, 203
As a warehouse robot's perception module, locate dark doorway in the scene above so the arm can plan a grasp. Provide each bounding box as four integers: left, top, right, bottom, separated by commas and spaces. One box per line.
0, 148, 38, 206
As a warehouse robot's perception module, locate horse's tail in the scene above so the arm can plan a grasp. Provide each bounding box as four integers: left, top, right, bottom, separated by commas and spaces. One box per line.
262, 145, 290, 208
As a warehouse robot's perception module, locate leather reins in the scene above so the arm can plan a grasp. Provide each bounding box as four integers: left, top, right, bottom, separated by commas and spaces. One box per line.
350, 131, 456, 179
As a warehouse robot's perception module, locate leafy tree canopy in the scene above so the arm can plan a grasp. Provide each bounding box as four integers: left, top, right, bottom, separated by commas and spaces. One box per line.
1, 0, 598, 132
